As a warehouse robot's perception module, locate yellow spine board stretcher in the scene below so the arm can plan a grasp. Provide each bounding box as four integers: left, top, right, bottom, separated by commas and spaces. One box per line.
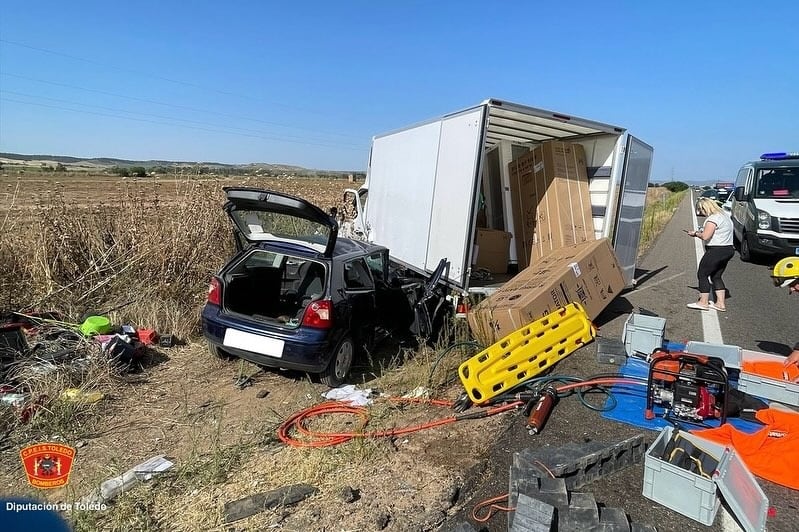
459, 303, 596, 403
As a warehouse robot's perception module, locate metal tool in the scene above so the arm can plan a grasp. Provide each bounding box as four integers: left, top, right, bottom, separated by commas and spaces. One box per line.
526, 385, 559, 435
645, 350, 729, 424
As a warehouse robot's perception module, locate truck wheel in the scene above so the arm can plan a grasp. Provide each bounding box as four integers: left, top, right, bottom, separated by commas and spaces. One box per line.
739, 233, 753, 262
321, 336, 354, 387
208, 343, 235, 360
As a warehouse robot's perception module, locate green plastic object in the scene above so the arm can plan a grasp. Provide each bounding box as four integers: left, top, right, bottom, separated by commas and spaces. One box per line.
79, 316, 112, 337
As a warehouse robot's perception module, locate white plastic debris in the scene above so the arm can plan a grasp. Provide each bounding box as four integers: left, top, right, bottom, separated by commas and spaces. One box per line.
402, 386, 430, 399
321, 385, 372, 406
83, 455, 174, 504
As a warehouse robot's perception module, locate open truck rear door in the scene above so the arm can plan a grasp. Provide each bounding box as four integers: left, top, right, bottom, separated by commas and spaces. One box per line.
365, 106, 486, 289
611, 135, 654, 285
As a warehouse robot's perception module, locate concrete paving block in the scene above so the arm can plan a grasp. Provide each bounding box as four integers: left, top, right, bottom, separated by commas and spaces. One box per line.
513, 434, 646, 489
508, 493, 555, 532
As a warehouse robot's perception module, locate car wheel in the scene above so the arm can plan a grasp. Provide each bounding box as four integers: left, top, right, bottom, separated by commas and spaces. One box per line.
208, 343, 235, 360
739, 233, 753, 262
321, 336, 354, 387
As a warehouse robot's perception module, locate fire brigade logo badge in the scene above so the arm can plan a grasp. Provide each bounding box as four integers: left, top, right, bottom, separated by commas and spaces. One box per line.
20, 443, 76, 489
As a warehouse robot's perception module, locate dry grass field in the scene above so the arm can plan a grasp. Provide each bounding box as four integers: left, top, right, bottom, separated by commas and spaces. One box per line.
0, 173, 506, 531
0, 173, 677, 531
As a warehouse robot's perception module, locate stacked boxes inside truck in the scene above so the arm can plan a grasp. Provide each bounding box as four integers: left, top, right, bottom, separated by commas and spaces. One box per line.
468, 238, 625, 345
473, 228, 512, 274
507, 141, 595, 269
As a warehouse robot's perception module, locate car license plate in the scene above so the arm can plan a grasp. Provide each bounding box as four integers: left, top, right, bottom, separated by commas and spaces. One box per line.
223, 329, 284, 358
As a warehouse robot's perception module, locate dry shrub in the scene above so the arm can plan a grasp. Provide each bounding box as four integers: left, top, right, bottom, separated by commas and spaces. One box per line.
0, 176, 354, 340
0, 179, 232, 339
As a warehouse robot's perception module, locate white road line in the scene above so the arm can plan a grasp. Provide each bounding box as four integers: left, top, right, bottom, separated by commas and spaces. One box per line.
692, 193, 742, 532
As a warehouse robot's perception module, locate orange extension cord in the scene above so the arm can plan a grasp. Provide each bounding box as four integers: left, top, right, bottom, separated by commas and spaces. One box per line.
277, 396, 521, 448
277, 378, 645, 449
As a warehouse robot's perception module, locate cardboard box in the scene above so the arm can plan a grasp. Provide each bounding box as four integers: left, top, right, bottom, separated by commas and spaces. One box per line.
473, 228, 512, 274
508, 141, 594, 269
468, 238, 625, 344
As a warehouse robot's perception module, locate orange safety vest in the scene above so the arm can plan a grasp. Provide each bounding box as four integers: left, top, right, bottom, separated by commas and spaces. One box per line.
693, 407, 799, 489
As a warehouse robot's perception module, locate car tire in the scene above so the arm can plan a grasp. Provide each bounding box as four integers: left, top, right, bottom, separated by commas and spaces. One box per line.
208, 343, 235, 360
739, 233, 754, 262
321, 336, 354, 387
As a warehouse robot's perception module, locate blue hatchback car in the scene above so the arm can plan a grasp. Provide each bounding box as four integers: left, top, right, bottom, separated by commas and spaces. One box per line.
202, 188, 448, 386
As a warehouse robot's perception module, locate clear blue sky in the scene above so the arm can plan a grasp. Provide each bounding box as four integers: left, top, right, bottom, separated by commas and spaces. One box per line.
0, 1, 796, 181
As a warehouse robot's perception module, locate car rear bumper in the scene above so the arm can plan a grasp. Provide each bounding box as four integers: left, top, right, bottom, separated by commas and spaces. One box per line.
201, 304, 334, 373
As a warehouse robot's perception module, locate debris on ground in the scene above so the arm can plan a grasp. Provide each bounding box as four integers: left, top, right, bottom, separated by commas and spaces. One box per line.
83, 454, 174, 504
321, 384, 372, 406
60, 388, 104, 403
223, 483, 318, 524
0, 310, 173, 430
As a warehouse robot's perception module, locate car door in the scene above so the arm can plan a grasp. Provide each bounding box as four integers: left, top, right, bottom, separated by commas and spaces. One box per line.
342, 257, 378, 351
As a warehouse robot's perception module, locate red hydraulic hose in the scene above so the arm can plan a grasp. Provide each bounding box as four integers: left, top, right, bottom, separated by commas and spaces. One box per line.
277, 378, 645, 448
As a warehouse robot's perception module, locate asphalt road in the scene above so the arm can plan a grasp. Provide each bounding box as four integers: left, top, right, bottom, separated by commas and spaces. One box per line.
445, 192, 799, 532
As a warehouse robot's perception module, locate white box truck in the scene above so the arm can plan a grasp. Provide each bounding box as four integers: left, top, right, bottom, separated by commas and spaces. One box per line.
344, 99, 653, 292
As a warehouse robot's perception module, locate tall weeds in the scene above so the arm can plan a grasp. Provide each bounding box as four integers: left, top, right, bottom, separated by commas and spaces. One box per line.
0, 178, 234, 339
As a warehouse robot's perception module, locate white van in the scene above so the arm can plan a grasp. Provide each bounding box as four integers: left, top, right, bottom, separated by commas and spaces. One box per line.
730, 152, 799, 261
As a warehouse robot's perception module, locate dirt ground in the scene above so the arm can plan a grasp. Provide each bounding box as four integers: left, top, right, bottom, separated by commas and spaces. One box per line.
0, 335, 512, 531
0, 172, 672, 530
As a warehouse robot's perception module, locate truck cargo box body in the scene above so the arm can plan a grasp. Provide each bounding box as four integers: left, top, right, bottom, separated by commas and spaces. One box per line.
361, 99, 653, 291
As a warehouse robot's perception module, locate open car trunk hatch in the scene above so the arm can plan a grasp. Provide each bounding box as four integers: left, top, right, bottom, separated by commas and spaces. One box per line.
223, 187, 338, 257
222, 249, 327, 328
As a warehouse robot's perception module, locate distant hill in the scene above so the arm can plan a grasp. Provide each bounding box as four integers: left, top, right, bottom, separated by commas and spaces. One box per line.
0, 152, 362, 177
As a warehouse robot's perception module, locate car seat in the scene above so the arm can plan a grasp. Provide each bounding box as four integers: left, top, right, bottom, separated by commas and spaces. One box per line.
294, 262, 325, 303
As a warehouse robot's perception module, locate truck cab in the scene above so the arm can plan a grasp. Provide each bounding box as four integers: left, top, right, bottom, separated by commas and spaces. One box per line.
730, 152, 799, 261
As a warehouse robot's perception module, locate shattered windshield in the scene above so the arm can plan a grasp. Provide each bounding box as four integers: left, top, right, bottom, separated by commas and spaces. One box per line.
755, 167, 799, 199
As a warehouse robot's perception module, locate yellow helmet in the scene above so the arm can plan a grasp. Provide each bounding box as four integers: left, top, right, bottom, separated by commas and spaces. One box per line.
772, 256, 799, 287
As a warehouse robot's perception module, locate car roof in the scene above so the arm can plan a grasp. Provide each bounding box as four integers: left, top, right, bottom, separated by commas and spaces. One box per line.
258, 237, 387, 261
331, 237, 387, 258
745, 159, 799, 169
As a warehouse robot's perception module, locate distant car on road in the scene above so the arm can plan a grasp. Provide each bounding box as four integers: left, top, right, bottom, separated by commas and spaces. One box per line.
716, 187, 731, 202
695, 189, 721, 216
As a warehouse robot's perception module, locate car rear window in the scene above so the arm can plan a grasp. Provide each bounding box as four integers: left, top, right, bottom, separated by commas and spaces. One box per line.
232, 210, 331, 249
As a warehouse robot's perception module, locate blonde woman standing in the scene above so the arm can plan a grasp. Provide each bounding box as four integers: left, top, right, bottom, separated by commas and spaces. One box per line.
686, 197, 735, 311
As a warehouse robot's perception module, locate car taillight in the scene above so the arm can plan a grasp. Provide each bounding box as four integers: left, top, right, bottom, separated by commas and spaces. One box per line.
207, 277, 222, 306
302, 300, 333, 329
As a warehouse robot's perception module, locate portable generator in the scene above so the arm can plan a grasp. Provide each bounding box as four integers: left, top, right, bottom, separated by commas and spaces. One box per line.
644, 350, 729, 424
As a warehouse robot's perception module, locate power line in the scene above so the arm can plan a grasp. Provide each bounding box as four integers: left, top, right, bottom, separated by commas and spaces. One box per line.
0, 38, 333, 118
0, 97, 366, 151
0, 89, 363, 148
1, 72, 362, 141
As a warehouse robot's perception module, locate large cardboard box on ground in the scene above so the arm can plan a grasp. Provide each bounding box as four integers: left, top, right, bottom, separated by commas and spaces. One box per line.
468, 238, 625, 345
507, 141, 594, 270
473, 228, 512, 274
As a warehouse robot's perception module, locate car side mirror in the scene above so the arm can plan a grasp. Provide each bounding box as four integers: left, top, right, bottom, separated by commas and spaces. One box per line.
734, 186, 746, 201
